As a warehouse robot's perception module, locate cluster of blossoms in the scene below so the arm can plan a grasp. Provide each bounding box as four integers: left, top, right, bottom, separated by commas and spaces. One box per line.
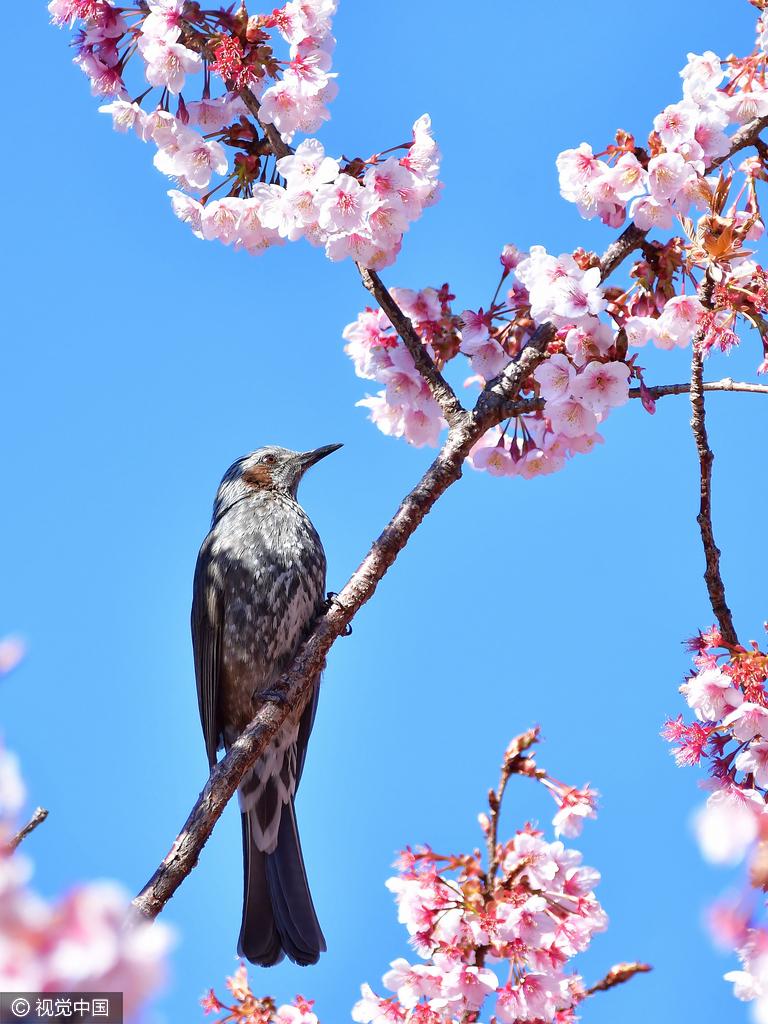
557, 44, 763, 231
51, 0, 441, 268
207, 731, 646, 1024
346, 22, 768, 475
0, 673, 171, 1015
343, 286, 458, 447
345, 245, 643, 475
663, 624, 768, 1019
202, 966, 318, 1024
557, 22, 768, 369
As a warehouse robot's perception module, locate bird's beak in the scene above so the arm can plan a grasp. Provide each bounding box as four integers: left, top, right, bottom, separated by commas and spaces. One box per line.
298, 443, 343, 470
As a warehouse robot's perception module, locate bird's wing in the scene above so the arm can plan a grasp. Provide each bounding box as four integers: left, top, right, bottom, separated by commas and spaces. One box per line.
191, 535, 223, 769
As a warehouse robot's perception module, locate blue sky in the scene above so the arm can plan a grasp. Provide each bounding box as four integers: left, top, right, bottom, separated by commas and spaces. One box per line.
3, 1, 768, 1021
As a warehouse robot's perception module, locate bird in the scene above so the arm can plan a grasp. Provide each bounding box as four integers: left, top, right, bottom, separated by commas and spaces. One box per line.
191, 443, 342, 967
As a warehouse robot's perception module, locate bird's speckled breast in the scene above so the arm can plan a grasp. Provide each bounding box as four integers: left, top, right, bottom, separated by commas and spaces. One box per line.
210, 490, 326, 737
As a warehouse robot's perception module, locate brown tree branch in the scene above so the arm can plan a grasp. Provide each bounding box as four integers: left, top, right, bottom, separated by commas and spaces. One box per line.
496, 377, 768, 420
584, 962, 652, 997
5, 807, 48, 853
356, 265, 465, 425
710, 112, 768, 170
486, 728, 541, 884
632, 377, 768, 400
690, 342, 740, 647
599, 223, 648, 279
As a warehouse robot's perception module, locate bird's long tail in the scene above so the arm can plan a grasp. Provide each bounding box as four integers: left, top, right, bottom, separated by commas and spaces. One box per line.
238, 802, 326, 967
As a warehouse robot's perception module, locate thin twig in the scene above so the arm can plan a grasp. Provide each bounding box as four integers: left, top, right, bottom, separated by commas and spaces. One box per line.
357, 265, 465, 425
585, 962, 652, 997
5, 807, 48, 853
497, 377, 768, 420
690, 282, 739, 646
633, 377, 768, 400
486, 727, 540, 883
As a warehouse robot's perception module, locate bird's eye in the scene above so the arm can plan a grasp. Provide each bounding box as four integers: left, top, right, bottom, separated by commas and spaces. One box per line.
262, 454, 277, 465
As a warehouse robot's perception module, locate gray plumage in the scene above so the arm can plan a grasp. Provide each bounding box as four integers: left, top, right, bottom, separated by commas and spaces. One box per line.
191, 443, 341, 966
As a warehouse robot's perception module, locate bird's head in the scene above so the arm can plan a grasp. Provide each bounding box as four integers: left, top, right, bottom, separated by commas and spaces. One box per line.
212, 444, 343, 521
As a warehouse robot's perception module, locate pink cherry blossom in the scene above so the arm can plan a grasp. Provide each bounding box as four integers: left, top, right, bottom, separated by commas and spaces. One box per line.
186, 96, 239, 132
651, 151, 696, 201
351, 984, 401, 1024
201, 198, 244, 244
137, 34, 201, 94
381, 959, 441, 1008
533, 353, 575, 401
142, 0, 186, 42
556, 142, 609, 201
623, 316, 658, 349
515, 247, 606, 326
721, 702, 768, 742
277, 138, 340, 191
630, 196, 675, 230
657, 293, 704, 345
653, 102, 696, 149
735, 742, 768, 789
317, 174, 377, 233
694, 785, 763, 865
472, 443, 516, 477
168, 189, 204, 238
170, 132, 228, 190
98, 99, 146, 134
571, 361, 630, 411
547, 398, 598, 439
0, 637, 25, 679
606, 152, 648, 201
681, 666, 743, 721
440, 964, 499, 1010
550, 785, 599, 839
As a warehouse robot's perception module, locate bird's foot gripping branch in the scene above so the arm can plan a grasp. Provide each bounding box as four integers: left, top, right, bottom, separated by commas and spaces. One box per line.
202, 730, 650, 1024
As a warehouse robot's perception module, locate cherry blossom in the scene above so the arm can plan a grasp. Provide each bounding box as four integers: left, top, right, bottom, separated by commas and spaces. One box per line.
0, 740, 172, 1014
0, 637, 25, 678
694, 785, 763, 865
205, 730, 634, 1024
533, 353, 575, 401
137, 34, 201, 94
53, 1, 441, 270
570, 360, 630, 411
666, 625, 768, 1013
277, 138, 340, 192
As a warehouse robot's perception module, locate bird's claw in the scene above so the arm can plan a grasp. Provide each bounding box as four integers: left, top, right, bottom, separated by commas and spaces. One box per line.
256, 685, 289, 706
325, 592, 352, 637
